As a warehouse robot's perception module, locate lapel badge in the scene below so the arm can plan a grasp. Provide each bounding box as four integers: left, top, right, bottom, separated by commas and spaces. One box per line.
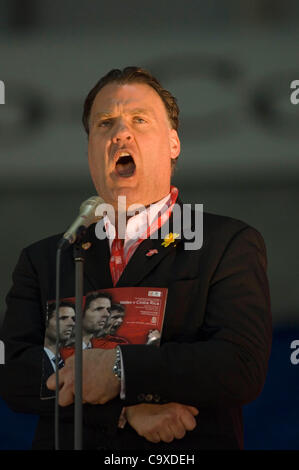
81, 242, 92, 250
161, 233, 179, 248
146, 249, 158, 257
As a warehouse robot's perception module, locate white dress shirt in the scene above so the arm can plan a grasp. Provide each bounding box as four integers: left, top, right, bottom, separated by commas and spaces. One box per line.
103, 191, 172, 400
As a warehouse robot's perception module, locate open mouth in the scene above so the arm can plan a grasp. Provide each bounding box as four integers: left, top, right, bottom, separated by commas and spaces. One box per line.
115, 154, 136, 178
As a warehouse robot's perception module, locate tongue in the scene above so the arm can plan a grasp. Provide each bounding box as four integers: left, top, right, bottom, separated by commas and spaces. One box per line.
116, 160, 136, 177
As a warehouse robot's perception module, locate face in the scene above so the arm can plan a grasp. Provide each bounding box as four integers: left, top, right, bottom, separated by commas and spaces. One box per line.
83, 297, 111, 335
88, 82, 180, 210
106, 310, 125, 335
46, 306, 75, 343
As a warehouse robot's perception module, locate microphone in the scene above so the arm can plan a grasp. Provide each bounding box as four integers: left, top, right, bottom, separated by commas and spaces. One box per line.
58, 195, 104, 250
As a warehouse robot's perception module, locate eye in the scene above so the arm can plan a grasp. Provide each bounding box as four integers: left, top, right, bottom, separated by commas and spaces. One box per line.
133, 116, 146, 123
98, 119, 112, 127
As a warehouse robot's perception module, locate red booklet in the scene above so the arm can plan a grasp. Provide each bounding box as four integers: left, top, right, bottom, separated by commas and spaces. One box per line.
41, 287, 168, 399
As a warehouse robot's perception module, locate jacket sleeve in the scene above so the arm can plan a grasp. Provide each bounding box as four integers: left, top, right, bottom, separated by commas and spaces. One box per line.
120, 227, 272, 408
0, 248, 54, 415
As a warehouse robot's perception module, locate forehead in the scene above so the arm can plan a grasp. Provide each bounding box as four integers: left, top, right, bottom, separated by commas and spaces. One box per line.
59, 306, 75, 316
90, 82, 168, 119
49, 306, 74, 321
88, 297, 111, 309
109, 311, 124, 318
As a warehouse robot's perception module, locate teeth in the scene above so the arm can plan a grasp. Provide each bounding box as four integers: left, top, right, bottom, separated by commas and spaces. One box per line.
118, 152, 131, 157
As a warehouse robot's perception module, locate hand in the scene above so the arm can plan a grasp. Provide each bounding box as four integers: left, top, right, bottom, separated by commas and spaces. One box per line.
125, 402, 199, 443
46, 348, 120, 406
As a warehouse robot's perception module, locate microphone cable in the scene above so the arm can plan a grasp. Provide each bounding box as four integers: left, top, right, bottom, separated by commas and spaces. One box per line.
54, 246, 62, 450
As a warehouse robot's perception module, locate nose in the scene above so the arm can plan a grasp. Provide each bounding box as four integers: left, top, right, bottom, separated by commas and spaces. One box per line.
111, 120, 133, 144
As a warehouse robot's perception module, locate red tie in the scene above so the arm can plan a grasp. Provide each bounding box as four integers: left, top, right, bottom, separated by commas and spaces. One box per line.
110, 235, 125, 286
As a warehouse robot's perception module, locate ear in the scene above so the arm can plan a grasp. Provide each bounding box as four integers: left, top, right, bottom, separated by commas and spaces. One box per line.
169, 129, 181, 160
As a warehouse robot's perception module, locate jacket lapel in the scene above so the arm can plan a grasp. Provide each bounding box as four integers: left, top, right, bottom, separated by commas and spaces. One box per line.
117, 199, 185, 287
116, 236, 182, 287
80, 222, 113, 291
80, 198, 188, 290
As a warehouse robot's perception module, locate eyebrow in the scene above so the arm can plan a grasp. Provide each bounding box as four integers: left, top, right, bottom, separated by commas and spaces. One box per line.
93, 107, 155, 120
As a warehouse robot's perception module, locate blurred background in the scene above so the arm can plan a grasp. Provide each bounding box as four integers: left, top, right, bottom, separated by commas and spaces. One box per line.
0, 0, 298, 450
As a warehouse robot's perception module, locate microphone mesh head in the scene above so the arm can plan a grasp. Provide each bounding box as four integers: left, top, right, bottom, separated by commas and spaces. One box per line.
79, 195, 104, 212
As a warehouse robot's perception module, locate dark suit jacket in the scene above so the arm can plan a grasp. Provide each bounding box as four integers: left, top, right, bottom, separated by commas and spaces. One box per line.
40, 351, 56, 400
0, 207, 272, 450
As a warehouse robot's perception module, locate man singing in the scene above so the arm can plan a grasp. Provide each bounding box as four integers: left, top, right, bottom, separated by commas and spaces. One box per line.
0, 67, 272, 450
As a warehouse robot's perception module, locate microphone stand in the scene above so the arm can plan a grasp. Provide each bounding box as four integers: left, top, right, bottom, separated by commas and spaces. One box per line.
73, 242, 85, 450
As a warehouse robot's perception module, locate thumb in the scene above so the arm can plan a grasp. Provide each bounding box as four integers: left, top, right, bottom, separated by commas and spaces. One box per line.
46, 373, 56, 390
46, 369, 65, 391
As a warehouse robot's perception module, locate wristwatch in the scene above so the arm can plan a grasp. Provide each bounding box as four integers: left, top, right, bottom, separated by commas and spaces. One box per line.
113, 345, 122, 380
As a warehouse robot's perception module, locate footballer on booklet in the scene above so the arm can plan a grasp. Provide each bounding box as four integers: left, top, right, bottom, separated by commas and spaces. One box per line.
40, 287, 168, 399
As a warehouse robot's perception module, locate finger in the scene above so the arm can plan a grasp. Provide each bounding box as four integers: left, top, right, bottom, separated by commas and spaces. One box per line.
180, 410, 197, 431
145, 432, 161, 444
185, 405, 199, 416
159, 425, 175, 443
58, 384, 74, 407
171, 421, 186, 440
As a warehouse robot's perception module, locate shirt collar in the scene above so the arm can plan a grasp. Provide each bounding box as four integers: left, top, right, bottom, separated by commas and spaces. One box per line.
104, 192, 171, 247
44, 347, 56, 362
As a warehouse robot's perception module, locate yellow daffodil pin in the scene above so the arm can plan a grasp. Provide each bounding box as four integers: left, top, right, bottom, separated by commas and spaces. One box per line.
81, 242, 92, 250
161, 232, 179, 248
